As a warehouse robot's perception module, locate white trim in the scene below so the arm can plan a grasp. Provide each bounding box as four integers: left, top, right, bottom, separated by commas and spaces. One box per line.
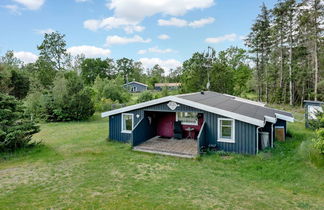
124, 81, 148, 87
102, 96, 265, 126
275, 113, 294, 122
121, 113, 134, 133
217, 118, 235, 143
176, 112, 199, 126
265, 116, 277, 124
101, 95, 293, 127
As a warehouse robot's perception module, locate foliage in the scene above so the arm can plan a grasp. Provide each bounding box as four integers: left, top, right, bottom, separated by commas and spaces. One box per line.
45, 72, 95, 121
137, 91, 154, 103
0, 64, 30, 99
37, 31, 68, 71
24, 91, 47, 120
180, 47, 252, 96
80, 58, 115, 85
309, 106, 324, 129
313, 128, 324, 154
0, 93, 39, 151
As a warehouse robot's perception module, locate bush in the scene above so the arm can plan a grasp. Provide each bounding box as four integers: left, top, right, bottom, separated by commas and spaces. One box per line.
313, 128, 324, 155
45, 72, 95, 121
24, 92, 47, 121
0, 93, 40, 151
137, 91, 154, 103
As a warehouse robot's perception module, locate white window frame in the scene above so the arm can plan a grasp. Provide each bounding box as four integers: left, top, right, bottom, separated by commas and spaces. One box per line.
217, 118, 235, 143
121, 113, 134, 133
176, 112, 198, 126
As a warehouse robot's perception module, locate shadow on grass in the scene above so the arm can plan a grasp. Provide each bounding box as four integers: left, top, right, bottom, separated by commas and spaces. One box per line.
0, 143, 62, 163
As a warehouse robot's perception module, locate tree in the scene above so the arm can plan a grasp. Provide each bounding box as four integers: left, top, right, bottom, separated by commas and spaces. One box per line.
37, 31, 68, 71
45, 72, 95, 121
9, 69, 30, 99
0, 50, 22, 67
80, 58, 114, 85
0, 93, 39, 151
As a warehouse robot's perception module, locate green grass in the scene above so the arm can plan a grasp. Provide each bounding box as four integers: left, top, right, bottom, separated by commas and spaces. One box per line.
0, 114, 324, 209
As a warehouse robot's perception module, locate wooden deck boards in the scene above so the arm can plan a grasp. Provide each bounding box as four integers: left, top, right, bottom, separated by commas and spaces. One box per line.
133, 137, 198, 158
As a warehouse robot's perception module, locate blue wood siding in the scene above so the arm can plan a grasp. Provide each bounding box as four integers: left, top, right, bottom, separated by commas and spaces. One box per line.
197, 121, 207, 153
131, 117, 156, 146
108, 101, 258, 155
124, 82, 147, 92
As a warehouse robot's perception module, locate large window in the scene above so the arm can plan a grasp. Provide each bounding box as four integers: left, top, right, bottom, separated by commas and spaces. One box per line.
122, 113, 134, 133
176, 112, 198, 125
217, 118, 235, 143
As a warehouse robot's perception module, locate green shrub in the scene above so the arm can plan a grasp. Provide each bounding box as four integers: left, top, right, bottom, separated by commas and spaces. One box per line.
24, 91, 47, 121
45, 72, 95, 121
312, 128, 324, 155
0, 93, 40, 151
137, 91, 154, 103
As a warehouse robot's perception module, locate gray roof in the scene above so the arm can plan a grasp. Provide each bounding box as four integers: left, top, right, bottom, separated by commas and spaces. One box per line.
123, 81, 148, 87
178, 91, 293, 121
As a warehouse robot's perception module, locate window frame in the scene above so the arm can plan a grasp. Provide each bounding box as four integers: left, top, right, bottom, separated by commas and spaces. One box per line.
217, 118, 235, 143
121, 113, 134, 133
176, 112, 199, 126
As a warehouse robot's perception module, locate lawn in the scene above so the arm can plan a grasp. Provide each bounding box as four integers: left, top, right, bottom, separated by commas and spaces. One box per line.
0, 114, 324, 209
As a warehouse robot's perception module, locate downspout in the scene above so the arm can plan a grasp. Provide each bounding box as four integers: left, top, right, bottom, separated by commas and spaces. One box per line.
256, 126, 262, 154
271, 123, 274, 148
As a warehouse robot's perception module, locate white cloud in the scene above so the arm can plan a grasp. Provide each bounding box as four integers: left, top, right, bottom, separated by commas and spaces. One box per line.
83, 17, 144, 33
105, 35, 151, 46
158, 34, 170, 40
13, 51, 38, 64
12, 0, 44, 10
139, 57, 181, 74
205, 33, 239, 43
137, 46, 176, 54
158, 17, 215, 28
107, 0, 214, 22
35, 28, 54, 35
3, 4, 20, 14
158, 18, 188, 27
188, 17, 215, 28
67, 45, 111, 58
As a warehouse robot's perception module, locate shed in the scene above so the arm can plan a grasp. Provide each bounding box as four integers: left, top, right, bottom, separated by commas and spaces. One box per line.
101, 91, 294, 157
304, 100, 324, 128
123, 81, 148, 93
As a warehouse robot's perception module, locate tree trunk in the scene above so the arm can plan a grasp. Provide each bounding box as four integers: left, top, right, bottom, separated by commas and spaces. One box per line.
289, 21, 293, 106
314, 34, 318, 101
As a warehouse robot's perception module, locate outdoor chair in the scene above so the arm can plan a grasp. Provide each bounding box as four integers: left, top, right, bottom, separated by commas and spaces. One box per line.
173, 121, 183, 139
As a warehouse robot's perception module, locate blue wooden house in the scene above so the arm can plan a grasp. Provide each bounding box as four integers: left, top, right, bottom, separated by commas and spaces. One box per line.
123, 81, 148, 93
101, 91, 294, 157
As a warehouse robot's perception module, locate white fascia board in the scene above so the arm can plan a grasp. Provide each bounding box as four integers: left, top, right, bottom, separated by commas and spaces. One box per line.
101, 95, 265, 127
275, 113, 294, 122
101, 96, 173, 118
265, 116, 277, 124
171, 96, 265, 127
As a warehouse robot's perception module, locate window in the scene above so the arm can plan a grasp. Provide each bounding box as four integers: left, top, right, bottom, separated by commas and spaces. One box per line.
176, 112, 198, 125
217, 118, 235, 143
122, 113, 133, 133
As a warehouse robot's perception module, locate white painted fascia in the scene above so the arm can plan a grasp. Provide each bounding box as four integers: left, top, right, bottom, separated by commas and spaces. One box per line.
101, 95, 265, 127
265, 116, 277, 124
101, 96, 174, 118
275, 113, 294, 122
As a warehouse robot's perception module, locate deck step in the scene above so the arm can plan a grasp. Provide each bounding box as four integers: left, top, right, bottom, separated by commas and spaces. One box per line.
133, 147, 197, 158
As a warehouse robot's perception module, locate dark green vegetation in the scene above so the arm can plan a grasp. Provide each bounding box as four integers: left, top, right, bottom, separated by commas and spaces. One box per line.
0, 93, 39, 152
246, 0, 323, 104
0, 114, 323, 209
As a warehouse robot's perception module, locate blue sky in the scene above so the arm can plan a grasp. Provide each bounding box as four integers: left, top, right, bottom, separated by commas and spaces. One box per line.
0, 0, 277, 71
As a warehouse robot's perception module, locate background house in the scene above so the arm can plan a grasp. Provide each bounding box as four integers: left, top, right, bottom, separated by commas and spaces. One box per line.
124, 81, 148, 93
154, 83, 181, 91
102, 91, 294, 157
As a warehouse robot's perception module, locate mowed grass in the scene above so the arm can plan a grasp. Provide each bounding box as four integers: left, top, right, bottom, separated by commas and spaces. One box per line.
0, 114, 324, 209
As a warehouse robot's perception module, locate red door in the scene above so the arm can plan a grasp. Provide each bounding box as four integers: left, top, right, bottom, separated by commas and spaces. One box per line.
156, 112, 175, 138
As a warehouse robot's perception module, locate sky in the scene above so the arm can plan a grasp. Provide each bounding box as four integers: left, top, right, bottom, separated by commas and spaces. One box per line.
0, 0, 278, 72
